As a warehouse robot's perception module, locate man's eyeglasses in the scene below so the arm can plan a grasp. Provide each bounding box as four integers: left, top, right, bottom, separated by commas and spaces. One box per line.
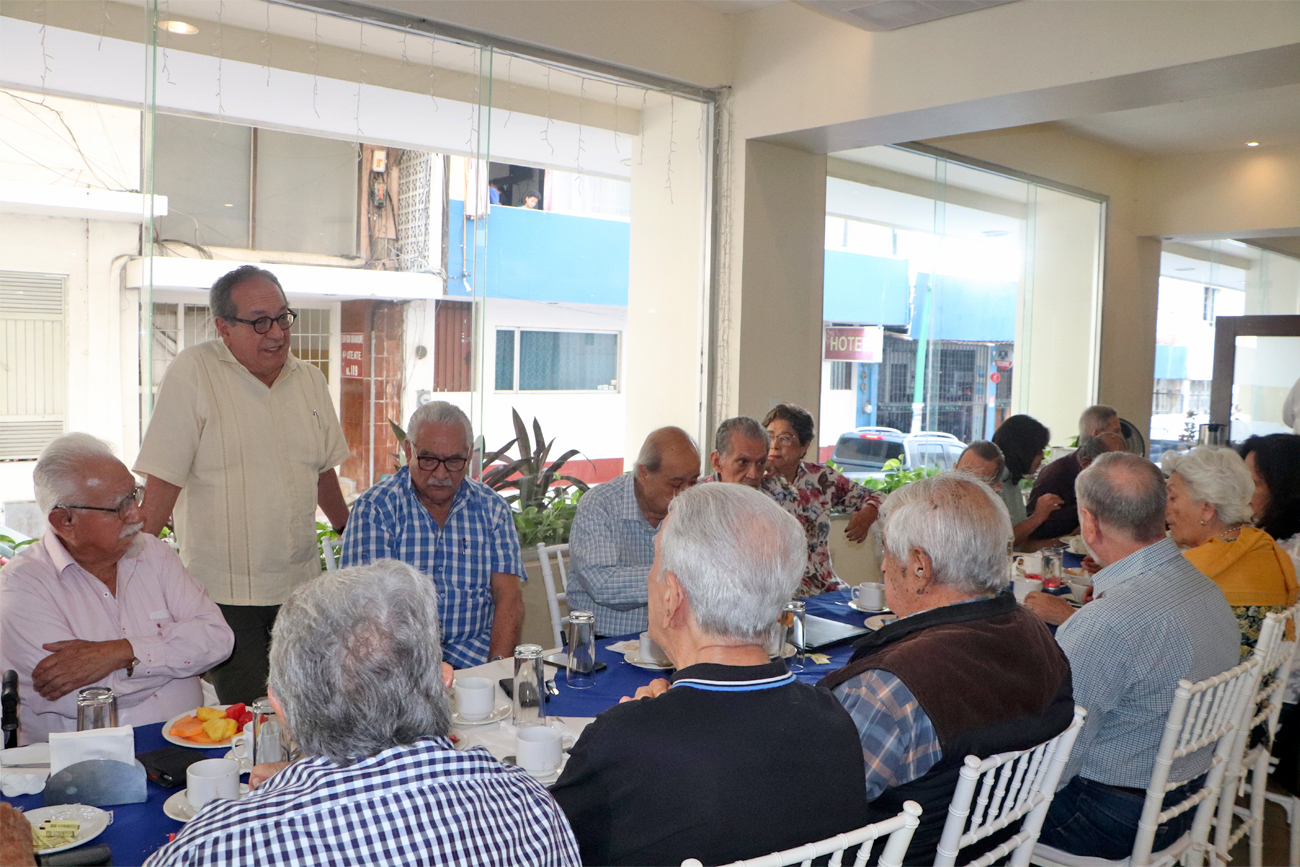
414, 454, 468, 473
57, 485, 145, 519
228, 310, 297, 334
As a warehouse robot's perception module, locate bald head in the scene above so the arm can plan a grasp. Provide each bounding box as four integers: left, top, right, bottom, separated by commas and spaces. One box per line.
1076, 451, 1167, 542
635, 427, 701, 525
636, 427, 699, 473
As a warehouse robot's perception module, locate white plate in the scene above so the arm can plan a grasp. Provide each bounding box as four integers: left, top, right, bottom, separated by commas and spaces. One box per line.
848, 598, 891, 614
505, 752, 570, 784
24, 804, 111, 855
451, 704, 511, 726
865, 614, 898, 631
222, 750, 253, 774
162, 784, 250, 823
622, 650, 674, 670
163, 705, 237, 749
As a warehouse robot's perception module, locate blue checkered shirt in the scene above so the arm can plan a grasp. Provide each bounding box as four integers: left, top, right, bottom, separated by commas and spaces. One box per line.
341, 469, 524, 668
834, 670, 941, 801
1054, 537, 1239, 789
143, 738, 580, 867
567, 473, 657, 636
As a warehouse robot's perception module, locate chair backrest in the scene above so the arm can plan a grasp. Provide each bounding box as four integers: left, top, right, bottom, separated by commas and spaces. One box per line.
681, 801, 923, 867
935, 706, 1086, 867
536, 542, 569, 648
1214, 607, 1297, 853
321, 536, 343, 572
1128, 655, 1260, 865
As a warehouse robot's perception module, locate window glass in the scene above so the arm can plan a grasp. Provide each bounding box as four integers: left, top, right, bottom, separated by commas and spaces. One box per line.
495, 329, 516, 391
833, 435, 903, 467
519, 331, 619, 392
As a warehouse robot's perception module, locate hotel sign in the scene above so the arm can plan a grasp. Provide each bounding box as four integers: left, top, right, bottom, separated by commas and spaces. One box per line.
824, 326, 883, 363
341, 333, 367, 379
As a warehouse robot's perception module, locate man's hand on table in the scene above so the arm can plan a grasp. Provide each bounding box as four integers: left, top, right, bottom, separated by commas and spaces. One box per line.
0, 803, 36, 867
1023, 591, 1076, 626
845, 505, 879, 544
249, 762, 291, 790
619, 678, 670, 703
32, 638, 135, 701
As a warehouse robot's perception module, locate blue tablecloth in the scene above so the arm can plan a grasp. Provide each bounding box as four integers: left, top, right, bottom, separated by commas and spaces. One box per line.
2, 722, 226, 866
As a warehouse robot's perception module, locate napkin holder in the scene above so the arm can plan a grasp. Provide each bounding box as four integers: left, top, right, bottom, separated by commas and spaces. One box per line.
44, 758, 147, 806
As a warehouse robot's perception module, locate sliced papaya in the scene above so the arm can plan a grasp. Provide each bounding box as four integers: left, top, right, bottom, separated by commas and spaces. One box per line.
186, 731, 215, 744
171, 716, 204, 738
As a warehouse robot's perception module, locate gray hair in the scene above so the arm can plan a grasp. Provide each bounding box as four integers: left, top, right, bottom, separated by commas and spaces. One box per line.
660, 483, 803, 643
33, 433, 118, 516
268, 559, 452, 764
714, 416, 768, 457
879, 472, 1012, 596
635, 426, 700, 473
958, 440, 1005, 483
1161, 447, 1255, 526
1076, 452, 1168, 542
407, 401, 474, 452
210, 265, 284, 321
1078, 404, 1118, 440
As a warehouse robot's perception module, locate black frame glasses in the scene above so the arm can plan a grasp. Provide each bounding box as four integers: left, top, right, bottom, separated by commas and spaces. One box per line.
414, 454, 468, 473
228, 309, 297, 334
57, 485, 145, 519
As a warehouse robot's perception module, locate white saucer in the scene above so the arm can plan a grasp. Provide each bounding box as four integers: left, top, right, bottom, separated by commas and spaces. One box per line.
848, 598, 891, 614
25, 804, 111, 855
163, 784, 250, 823
504, 753, 569, 784
623, 650, 674, 670
452, 704, 510, 726
223, 750, 252, 774
865, 613, 898, 631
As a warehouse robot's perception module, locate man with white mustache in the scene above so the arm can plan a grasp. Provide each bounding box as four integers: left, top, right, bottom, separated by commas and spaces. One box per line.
0, 434, 232, 744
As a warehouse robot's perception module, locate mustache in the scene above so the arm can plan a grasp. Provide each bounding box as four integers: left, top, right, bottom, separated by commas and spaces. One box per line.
120, 522, 144, 539
426, 478, 457, 488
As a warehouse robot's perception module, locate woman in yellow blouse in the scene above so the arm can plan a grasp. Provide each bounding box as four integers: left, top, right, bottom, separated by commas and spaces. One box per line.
1163, 446, 1298, 654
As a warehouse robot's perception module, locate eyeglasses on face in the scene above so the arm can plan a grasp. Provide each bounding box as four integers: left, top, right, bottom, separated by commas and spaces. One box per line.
228, 309, 297, 334
769, 432, 800, 448
414, 454, 468, 473
57, 484, 145, 519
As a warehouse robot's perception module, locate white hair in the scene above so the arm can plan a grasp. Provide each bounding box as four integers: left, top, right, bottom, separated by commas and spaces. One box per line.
660, 483, 803, 643
1161, 446, 1255, 526
268, 559, 452, 765
33, 433, 118, 517
406, 401, 473, 452
879, 472, 1012, 596
1078, 405, 1118, 439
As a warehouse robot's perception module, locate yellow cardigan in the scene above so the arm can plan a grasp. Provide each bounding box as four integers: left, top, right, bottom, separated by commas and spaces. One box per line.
1184, 525, 1299, 608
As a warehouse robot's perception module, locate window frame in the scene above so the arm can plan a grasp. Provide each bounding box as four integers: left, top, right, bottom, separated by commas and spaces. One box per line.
492, 326, 623, 394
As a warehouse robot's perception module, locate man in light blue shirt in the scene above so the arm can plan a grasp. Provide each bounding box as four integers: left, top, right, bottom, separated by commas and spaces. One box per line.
1036, 452, 1239, 859
567, 427, 700, 636
341, 402, 523, 668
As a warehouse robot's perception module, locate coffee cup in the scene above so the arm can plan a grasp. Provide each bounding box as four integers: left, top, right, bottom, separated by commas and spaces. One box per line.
1013, 553, 1042, 576
229, 722, 255, 768
1067, 581, 1090, 604
851, 582, 887, 610
638, 632, 669, 664
515, 724, 576, 777
455, 676, 496, 721
1012, 577, 1042, 603
187, 758, 240, 811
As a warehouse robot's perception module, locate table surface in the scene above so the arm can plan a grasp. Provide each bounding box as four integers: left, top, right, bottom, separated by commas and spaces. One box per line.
1, 588, 879, 866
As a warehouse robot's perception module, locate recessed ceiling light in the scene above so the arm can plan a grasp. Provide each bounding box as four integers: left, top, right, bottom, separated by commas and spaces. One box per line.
1246, 141, 1260, 147
160, 20, 199, 35
223, 203, 234, 207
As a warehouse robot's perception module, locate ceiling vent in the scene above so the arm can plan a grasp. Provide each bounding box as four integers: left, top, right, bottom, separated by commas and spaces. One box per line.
795, 0, 1018, 31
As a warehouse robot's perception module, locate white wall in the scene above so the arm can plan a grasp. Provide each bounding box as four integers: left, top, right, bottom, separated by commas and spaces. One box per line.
818, 367, 858, 451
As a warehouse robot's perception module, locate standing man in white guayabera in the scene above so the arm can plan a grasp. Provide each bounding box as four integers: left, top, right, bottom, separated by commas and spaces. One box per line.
135, 265, 351, 705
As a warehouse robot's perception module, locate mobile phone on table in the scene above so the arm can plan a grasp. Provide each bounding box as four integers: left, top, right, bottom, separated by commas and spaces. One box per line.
499, 677, 552, 705
543, 652, 606, 672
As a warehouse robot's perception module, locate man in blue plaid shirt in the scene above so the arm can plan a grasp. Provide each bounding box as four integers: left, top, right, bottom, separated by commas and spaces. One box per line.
144, 559, 579, 867
341, 402, 524, 668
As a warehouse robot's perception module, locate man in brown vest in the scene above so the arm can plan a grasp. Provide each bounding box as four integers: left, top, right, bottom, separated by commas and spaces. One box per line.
820, 472, 1074, 863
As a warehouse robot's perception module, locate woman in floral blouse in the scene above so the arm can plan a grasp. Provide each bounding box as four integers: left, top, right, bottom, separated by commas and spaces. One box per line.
762, 404, 882, 595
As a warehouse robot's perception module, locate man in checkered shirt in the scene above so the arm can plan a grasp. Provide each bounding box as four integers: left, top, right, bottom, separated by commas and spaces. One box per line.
341, 402, 524, 668
144, 559, 580, 867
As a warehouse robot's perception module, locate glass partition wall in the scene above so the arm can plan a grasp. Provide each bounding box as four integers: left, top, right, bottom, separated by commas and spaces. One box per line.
0, 0, 715, 506
817, 145, 1105, 462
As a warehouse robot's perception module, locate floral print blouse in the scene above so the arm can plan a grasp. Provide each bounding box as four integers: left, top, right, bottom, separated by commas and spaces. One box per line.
788, 461, 883, 597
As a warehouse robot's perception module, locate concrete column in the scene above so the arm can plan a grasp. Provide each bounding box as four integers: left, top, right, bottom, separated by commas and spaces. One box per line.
734, 140, 826, 430
623, 95, 709, 468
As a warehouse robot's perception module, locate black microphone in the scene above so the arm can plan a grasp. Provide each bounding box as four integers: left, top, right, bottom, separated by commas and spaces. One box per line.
2, 669, 18, 749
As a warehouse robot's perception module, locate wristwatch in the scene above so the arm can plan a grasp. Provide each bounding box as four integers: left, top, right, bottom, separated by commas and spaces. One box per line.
126, 656, 140, 677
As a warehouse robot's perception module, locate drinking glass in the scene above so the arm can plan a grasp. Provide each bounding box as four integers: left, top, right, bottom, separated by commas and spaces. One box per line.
513, 644, 548, 727
76, 687, 117, 730
782, 600, 806, 672
249, 697, 286, 764
566, 611, 597, 690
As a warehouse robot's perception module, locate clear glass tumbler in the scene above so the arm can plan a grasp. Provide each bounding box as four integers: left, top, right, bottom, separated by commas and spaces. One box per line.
566, 611, 597, 690
513, 644, 548, 728
76, 686, 117, 730
782, 600, 806, 672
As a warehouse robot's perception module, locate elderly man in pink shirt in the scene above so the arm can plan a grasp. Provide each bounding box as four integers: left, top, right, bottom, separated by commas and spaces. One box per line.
0, 434, 233, 744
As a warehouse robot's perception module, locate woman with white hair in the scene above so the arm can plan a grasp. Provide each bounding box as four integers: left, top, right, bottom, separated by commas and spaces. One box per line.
1163, 446, 1298, 654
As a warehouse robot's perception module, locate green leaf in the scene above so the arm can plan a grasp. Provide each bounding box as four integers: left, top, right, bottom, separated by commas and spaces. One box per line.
388, 419, 407, 444
511, 408, 532, 462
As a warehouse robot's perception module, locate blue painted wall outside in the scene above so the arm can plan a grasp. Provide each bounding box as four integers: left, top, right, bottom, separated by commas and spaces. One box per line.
1154, 344, 1188, 380
823, 251, 911, 325
446, 200, 630, 305
913, 273, 1017, 343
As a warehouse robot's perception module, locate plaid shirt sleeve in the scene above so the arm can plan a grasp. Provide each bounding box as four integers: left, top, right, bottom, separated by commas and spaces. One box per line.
338, 493, 396, 568
568, 489, 652, 612
834, 670, 942, 802
486, 494, 524, 578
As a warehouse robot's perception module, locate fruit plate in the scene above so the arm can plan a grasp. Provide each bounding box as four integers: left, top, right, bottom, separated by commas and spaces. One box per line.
163, 705, 238, 749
